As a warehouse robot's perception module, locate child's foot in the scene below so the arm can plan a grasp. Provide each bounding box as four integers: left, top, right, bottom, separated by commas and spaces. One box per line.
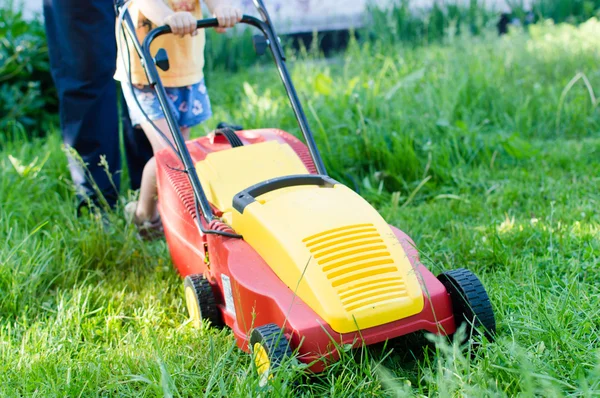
124, 201, 164, 240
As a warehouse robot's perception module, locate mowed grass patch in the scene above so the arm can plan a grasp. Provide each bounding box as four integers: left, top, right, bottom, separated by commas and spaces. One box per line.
1, 19, 599, 396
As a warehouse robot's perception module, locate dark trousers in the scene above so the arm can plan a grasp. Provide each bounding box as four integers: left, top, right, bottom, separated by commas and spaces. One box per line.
43, 0, 153, 209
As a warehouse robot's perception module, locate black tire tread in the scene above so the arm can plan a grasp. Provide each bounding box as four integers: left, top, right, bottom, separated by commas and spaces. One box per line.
250, 323, 293, 368
438, 268, 496, 340
184, 274, 223, 328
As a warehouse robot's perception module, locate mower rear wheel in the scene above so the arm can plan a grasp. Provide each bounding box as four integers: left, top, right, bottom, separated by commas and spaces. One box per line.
437, 268, 496, 341
184, 274, 223, 329
250, 324, 293, 379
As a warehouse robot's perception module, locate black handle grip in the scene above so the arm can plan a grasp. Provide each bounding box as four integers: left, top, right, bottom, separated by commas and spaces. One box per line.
233, 175, 337, 213
143, 16, 267, 53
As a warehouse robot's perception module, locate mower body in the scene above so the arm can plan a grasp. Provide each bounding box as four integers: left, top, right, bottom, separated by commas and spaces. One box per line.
156, 128, 457, 372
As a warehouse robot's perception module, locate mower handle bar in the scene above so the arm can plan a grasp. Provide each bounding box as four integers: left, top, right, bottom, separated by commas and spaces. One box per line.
131, 9, 327, 225
142, 16, 284, 62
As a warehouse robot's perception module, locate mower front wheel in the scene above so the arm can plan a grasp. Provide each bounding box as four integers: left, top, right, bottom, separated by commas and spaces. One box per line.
250, 324, 293, 380
438, 268, 496, 341
184, 274, 223, 329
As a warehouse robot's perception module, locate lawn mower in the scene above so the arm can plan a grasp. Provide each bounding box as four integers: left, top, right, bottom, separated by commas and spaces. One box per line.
117, 0, 496, 376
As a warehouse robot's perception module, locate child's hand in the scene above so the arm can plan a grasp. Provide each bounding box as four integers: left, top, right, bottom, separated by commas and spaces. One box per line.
212, 5, 242, 33
164, 12, 198, 38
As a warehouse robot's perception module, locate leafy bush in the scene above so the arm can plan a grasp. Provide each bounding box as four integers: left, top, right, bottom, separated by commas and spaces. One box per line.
204, 28, 260, 73
529, 0, 600, 24
365, 0, 497, 46
365, 0, 600, 46
0, 6, 57, 140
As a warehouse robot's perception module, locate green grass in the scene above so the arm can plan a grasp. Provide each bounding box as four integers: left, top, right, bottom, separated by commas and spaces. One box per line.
1, 18, 600, 397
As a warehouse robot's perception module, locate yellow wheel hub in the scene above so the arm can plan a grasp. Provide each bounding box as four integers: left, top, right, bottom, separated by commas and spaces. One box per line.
253, 342, 271, 376
185, 285, 201, 329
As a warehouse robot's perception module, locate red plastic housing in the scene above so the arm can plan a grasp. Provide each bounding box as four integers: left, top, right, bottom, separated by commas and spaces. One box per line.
155, 129, 456, 372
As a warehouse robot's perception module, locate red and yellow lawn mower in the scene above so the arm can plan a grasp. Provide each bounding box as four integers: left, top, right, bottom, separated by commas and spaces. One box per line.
118, 0, 495, 377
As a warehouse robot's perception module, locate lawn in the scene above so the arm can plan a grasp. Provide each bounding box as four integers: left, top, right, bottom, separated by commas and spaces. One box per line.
1, 19, 599, 397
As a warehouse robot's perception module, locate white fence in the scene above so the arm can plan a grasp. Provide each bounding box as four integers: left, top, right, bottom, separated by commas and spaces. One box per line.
238, 0, 533, 33
18, 0, 532, 33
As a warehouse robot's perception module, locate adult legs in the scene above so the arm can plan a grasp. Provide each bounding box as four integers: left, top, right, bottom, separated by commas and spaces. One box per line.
43, 0, 153, 209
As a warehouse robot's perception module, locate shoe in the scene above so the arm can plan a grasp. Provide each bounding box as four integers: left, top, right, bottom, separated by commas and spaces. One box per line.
124, 201, 164, 240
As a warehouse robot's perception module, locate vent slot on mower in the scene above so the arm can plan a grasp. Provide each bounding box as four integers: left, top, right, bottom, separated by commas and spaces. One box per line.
304, 224, 408, 312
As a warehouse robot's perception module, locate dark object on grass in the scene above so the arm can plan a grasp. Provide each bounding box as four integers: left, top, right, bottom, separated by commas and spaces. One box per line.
497, 13, 511, 35
497, 11, 537, 35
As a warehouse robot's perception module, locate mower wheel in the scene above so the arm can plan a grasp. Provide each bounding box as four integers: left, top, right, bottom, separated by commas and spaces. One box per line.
250, 324, 293, 378
437, 268, 496, 341
184, 274, 223, 329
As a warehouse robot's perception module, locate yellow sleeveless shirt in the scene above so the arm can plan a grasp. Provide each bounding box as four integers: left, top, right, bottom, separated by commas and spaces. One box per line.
115, 0, 205, 87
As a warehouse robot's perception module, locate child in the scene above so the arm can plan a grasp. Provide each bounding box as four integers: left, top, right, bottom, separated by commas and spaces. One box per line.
115, 0, 242, 237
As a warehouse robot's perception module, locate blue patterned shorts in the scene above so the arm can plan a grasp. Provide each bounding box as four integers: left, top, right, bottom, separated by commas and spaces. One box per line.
122, 78, 212, 128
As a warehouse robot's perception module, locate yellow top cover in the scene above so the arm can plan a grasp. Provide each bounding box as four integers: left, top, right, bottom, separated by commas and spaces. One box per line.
195, 141, 308, 213
196, 141, 424, 333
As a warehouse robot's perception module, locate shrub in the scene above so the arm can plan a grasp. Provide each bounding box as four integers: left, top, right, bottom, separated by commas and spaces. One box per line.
365, 0, 497, 46
0, 6, 58, 140
529, 0, 600, 24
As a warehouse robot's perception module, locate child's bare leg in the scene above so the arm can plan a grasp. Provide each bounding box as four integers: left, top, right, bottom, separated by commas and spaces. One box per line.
136, 157, 159, 221
135, 118, 191, 222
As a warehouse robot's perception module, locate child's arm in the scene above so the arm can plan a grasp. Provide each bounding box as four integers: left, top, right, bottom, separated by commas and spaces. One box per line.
135, 0, 198, 37
203, 0, 242, 33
